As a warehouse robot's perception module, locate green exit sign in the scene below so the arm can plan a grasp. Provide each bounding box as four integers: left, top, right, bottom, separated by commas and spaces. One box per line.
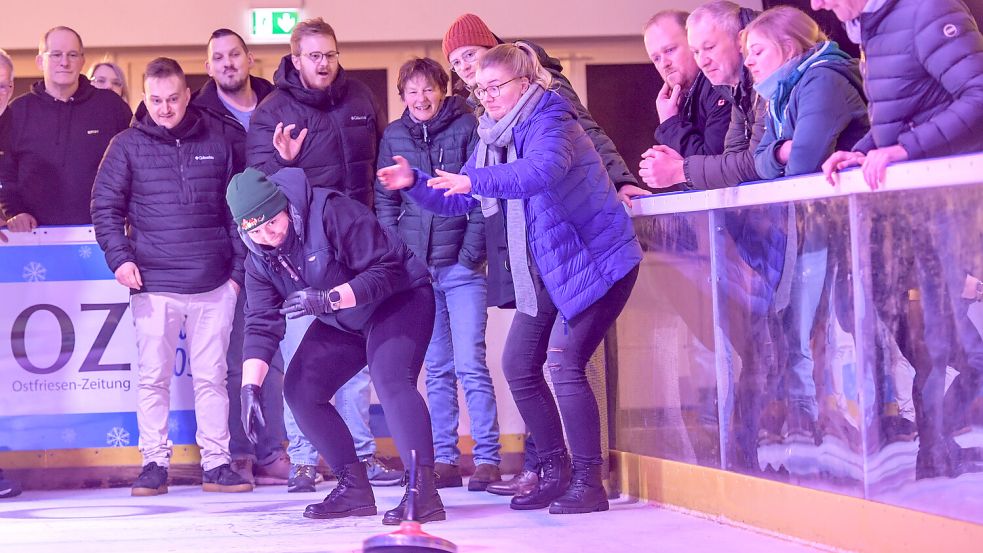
250, 8, 300, 42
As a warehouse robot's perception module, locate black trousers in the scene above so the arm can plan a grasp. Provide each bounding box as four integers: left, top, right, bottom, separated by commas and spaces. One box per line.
283, 285, 437, 471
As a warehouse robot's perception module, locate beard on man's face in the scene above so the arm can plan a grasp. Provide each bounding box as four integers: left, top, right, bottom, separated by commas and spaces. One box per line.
217, 72, 249, 94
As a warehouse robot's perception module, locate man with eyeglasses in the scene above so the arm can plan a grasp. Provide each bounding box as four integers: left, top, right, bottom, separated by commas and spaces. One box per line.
244, 17, 402, 491
0, 26, 131, 232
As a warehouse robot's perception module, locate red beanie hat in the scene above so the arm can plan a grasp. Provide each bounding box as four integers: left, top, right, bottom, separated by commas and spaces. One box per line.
442, 13, 499, 60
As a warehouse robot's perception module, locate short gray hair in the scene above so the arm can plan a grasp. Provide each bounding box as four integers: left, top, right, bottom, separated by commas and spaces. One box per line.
688, 1, 743, 40
0, 49, 13, 76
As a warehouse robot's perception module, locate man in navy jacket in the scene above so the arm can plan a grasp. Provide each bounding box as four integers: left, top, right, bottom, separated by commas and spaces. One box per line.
91, 58, 250, 497
0, 26, 130, 230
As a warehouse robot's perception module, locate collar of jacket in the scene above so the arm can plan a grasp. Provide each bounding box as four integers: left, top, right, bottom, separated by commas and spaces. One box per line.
273, 53, 350, 110
30, 75, 96, 104
851, 0, 902, 43
758, 41, 852, 136
134, 105, 205, 142
400, 95, 472, 141
191, 75, 275, 124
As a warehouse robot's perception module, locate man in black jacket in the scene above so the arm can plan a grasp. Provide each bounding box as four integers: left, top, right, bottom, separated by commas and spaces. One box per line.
194, 28, 292, 491
245, 17, 401, 487
0, 26, 131, 230
621, 9, 734, 205
91, 58, 251, 497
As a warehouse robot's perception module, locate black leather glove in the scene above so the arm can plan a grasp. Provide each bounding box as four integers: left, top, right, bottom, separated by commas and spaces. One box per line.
279, 287, 334, 319
240, 384, 266, 445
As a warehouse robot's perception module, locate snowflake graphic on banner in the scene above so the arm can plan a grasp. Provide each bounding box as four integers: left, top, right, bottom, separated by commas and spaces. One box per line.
168, 415, 181, 434
22, 261, 47, 282
79, 246, 93, 259
107, 426, 130, 447
61, 428, 77, 445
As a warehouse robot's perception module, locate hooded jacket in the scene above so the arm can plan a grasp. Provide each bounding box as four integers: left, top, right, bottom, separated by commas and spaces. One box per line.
0, 76, 132, 224
246, 55, 385, 206
91, 106, 244, 294
191, 75, 275, 172
655, 71, 732, 157
240, 168, 430, 365
754, 42, 870, 178
404, 91, 642, 321
851, 0, 983, 158
374, 96, 484, 270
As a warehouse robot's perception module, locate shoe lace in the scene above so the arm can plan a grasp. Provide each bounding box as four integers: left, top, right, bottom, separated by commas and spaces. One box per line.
292, 465, 316, 480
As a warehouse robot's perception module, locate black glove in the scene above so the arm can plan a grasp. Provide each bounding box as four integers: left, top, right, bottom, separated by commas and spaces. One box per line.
279, 287, 334, 319
240, 384, 266, 446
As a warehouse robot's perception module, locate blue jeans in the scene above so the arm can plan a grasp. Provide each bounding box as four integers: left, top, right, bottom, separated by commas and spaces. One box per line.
424, 263, 500, 466
280, 315, 375, 465
784, 242, 828, 422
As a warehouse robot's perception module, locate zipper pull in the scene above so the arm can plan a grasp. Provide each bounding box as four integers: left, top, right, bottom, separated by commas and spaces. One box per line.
422, 124, 429, 144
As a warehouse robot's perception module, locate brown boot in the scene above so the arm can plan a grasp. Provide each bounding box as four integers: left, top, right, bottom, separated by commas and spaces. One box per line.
254, 451, 291, 485
230, 458, 255, 487
433, 462, 463, 489
467, 464, 502, 491
485, 470, 539, 496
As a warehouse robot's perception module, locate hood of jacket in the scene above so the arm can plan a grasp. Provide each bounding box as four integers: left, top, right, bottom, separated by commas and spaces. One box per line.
29, 75, 99, 105
192, 75, 275, 118
131, 103, 206, 142
239, 167, 330, 259
273, 54, 352, 110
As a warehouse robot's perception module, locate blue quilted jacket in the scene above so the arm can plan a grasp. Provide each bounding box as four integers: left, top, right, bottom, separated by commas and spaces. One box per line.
406, 91, 642, 320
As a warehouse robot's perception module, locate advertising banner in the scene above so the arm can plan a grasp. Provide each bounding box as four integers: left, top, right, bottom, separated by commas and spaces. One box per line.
0, 227, 197, 451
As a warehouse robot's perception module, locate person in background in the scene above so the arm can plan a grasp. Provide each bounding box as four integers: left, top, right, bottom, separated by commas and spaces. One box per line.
620, 9, 732, 205
229, 167, 444, 524
817, 0, 983, 478
0, 48, 13, 245
87, 61, 129, 102
379, 42, 642, 515
0, 26, 131, 231
374, 57, 502, 492
246, 17, 401, 487
193, 28, 292, 490
745, 5, 869, 443
91, 57, 251, 497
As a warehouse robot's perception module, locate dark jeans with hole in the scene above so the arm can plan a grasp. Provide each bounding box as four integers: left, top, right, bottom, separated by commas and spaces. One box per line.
283, 285, 436, 471
502, 265, 639, 467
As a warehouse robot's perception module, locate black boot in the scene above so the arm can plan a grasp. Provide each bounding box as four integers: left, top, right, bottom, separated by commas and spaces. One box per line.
382, 466, 446, 525
510, 451, 571, 510
303, 461, 377, 519
549, 462, 609, 514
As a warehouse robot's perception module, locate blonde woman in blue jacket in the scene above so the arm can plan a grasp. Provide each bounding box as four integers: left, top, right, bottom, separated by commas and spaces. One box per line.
379, 42, 642, 516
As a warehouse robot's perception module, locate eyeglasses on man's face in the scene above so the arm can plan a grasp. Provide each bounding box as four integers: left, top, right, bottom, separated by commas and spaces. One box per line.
449, 49, 481, 73
297, 51, 340, 64
473, 77, 523, 100
45, 51, 83, 62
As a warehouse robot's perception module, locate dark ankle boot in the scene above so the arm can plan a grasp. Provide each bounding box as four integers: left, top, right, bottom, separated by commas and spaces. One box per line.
549, 462, 609, 514
382, 466, 446, 525
510, 451, 571, 510
303, 461, 377, 519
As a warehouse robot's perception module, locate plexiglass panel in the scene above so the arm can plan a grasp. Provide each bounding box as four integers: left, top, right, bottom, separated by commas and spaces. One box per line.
615, 168, 983, 524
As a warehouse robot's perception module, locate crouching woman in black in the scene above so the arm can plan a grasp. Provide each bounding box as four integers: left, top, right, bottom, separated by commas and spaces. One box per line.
226, 167, 443, 524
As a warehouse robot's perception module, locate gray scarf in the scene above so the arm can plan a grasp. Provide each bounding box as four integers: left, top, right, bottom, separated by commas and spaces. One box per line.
473, 84, 546, 217
473, 83, 546, 316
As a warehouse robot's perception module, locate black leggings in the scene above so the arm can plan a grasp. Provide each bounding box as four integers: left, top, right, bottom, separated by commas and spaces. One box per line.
283, 285, 436, 471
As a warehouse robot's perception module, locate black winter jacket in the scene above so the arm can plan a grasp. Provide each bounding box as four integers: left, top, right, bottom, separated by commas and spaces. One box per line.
246, 56, 385, 206
0, 76, 131, 224
240, 168, 430, 365
655, 71, 731, 157
192, 75, 275, 172
374, 96, 484, 269
91, 107, 244, 294
853, 0, 983, 157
